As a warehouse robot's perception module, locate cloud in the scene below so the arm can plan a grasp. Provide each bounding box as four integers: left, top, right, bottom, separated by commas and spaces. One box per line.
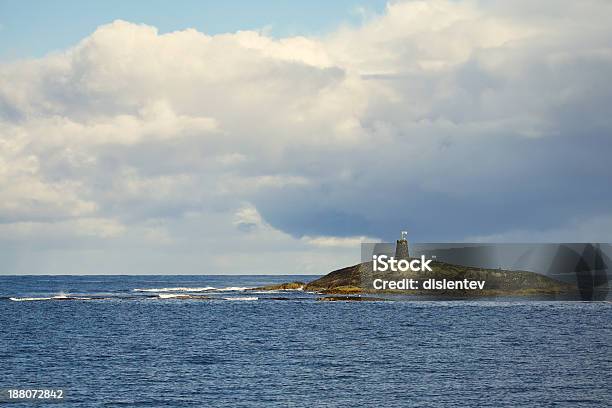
465, 214, 612, 243
1, 1, 611, 273
233, 204, 264, 232
0, 217, 124, 241
302, 235, 379, 248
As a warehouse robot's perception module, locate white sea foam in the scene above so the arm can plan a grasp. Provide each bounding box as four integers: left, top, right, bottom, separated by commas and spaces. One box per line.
10, 296, 53, 301
133, 287, 217, 292
134, 286, 251, 292
158, 293, 192, 299
9, 295, 92, 301
223, 297, 258, 301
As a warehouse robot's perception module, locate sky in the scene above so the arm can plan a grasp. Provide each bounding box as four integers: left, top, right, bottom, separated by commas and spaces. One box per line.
1, 0, 612, 274
0, 0, 388, 60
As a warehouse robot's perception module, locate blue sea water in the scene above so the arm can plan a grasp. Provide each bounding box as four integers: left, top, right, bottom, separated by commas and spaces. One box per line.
1, 275, 610, 407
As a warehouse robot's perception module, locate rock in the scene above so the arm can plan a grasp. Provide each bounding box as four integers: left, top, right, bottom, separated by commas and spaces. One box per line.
319, 285, 362, 294
248, 281, 305, 291
305, 259, 576, 296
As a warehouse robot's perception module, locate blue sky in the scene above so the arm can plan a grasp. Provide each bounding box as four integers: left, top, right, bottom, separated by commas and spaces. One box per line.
0, 0, 387, 60
1, 0, 612, 274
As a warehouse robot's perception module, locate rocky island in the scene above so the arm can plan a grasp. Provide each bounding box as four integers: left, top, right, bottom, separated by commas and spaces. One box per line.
303, 258, 574, 296
255, 236, 582, 299
251, 257, 575, 298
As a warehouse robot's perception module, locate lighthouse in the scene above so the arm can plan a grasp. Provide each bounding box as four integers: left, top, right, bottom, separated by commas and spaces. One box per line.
395, 231, 410, 260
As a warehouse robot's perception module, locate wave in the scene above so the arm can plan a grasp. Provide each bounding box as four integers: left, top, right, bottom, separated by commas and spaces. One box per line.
10, 296, 53, 301
9, 295, 93, 302
133, 286, 252, 292
134, 287, 216, 292
158, 293, 193, 299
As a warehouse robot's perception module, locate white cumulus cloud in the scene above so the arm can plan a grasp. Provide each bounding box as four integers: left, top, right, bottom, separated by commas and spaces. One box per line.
1, 0, 611, 273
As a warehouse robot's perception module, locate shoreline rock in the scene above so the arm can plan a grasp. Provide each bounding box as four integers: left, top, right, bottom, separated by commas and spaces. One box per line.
247, 281, 305, 291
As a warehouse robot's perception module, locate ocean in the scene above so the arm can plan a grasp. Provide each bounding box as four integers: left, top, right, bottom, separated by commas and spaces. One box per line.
1, 275, 610, 407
